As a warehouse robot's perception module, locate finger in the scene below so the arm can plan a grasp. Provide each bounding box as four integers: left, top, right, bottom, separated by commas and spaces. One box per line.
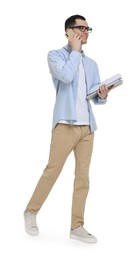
104, 85, 108, 91
76, 35, 81, 40
99, 86, 105, 93
100, 85, 108, 93
101, 84, 107, 91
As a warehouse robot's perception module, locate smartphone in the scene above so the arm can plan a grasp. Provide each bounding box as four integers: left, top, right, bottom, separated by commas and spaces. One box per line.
66, 29, 74, 40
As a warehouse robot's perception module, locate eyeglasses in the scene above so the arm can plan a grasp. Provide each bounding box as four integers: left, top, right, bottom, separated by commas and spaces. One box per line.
69, 26, 92, 33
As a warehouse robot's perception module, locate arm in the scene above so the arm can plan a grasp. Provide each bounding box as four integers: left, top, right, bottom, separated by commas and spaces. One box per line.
47, 33, 82, 84
47, 50, 81, 84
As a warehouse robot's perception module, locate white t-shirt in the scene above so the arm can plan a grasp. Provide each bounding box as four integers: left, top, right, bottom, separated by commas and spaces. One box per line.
59, 57, 89, 125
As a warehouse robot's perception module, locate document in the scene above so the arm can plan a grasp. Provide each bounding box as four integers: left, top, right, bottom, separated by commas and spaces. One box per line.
86, 73, 123, 100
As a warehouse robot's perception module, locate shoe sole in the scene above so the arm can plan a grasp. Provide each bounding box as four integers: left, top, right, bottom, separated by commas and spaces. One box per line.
70, 234, 97, 244
25, 228, 39, 236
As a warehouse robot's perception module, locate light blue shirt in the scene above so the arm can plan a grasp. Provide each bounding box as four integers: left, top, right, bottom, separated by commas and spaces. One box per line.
47, 45, 107, 132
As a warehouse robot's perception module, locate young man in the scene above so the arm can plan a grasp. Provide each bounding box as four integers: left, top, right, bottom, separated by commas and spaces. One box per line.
24, 14, 109, 243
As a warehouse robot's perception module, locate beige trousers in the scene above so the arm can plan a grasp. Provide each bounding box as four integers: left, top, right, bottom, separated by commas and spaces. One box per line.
26, 123, 94, 229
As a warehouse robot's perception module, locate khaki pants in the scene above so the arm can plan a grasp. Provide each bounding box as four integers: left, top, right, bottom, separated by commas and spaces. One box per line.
26, 124, 94, 229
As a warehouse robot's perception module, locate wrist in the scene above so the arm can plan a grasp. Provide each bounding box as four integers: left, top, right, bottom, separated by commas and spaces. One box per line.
72, 47, 81, 52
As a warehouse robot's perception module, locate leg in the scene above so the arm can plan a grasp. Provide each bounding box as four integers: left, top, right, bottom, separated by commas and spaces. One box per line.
26, 124, 78, 214
71, 126, 94, 229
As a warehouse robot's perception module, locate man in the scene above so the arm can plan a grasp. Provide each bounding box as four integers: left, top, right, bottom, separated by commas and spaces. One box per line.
24, 14, 109, 244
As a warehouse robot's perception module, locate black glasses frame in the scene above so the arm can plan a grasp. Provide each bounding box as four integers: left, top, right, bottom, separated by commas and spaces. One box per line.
69, 26, 92, 33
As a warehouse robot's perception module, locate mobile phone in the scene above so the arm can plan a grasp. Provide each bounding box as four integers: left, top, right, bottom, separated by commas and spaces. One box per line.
66, 29, 74, 40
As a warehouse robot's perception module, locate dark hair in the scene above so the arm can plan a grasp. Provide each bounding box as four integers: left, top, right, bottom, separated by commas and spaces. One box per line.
65, 14, 86, 31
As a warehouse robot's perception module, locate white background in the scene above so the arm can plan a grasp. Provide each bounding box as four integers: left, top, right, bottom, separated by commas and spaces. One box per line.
0, 0, 139, 259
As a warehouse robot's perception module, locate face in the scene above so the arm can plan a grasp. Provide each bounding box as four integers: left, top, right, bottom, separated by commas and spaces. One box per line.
72, 19, 90, 44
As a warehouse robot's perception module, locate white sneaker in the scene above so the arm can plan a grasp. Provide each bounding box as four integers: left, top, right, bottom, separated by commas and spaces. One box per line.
70, 226, 97, 244
24, 210, 39, 236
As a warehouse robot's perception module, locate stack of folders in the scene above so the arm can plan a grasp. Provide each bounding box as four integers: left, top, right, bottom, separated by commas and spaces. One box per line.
86, 73, 123, 100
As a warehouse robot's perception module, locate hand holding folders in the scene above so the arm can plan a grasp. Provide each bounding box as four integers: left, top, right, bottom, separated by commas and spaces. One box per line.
86, 73, 123, 100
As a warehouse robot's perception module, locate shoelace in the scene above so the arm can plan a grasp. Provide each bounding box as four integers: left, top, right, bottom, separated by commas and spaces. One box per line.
80, 227, 92, 236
